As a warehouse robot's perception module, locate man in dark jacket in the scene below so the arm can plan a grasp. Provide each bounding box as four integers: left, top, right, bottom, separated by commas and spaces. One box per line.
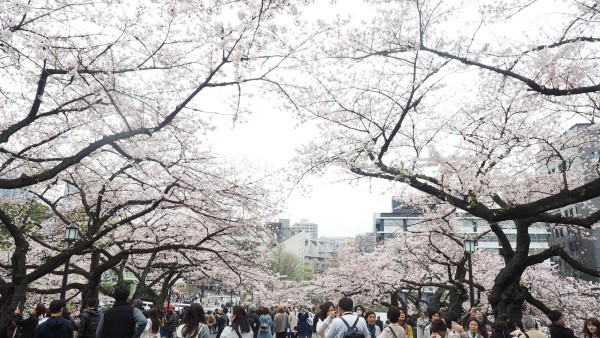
247, 304, 260, 338
13, 303, 46, 338
34, 300, 73, 338
96, 285, 147, 338
548, 310, 576, 338
78, 298, 102, 338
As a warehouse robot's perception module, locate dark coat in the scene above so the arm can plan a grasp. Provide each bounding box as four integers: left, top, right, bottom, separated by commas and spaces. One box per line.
549, 324, 576, 338
97, 301, 136, 338
34, 316, 74, 338
12, 314, 39, 338
297, 313, 310, 337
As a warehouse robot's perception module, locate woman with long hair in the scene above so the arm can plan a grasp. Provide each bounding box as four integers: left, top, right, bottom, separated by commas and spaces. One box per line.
316, 302, 336, 338
142, 308, 162, 338
399, 308, 414, 338
583, 318, 600, 338
176, 303, 210, 338
220, 305, 253, 338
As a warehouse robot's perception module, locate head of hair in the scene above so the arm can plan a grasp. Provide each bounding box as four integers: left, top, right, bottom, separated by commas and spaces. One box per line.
86, 298, 98, 308
387, 306, 401, 323
355, 305, 365, 312
260, 307, 269, 316
132, 299, 143, 310
181, 304, 206, 337
319, 302, 335, 321
521, 316, 537, 331
584, 318, 600, 337
62, 309, 71, 319
49, 300, 65, 314
149, 309, 161, 334
548, 310, 563, 323
339, 298, 353, 312
494, 321, 509, 331
468, 319, 480, 330
222, 307, 229, 314
428, 308, 440, 320
431, 319, 447, 335
365, 311, 375, 320
113, 285, 130, 302
35, 304, 46, 317
232, 305, 251, 333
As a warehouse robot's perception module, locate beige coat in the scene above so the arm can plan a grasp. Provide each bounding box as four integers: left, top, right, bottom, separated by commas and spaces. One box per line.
378, 323, 406, 338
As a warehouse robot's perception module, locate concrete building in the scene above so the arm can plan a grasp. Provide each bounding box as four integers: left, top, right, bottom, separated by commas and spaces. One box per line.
277, 231, 350, 273
547, 123, 600, 281
292, 219, 319, 240
373, 198, 550, 254
269, 219, 302, 242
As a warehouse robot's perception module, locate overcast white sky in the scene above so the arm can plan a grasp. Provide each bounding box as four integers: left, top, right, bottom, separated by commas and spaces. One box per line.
206, 0, 571, 238
209, 96, 397, 238
204, 0, 399, 238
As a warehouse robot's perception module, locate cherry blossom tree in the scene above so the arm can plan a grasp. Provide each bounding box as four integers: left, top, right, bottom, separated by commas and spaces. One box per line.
286, 0, 600, 325
0, 0, 309, 323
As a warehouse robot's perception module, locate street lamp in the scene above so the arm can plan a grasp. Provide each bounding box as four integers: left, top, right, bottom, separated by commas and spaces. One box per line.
463, 238, 477, 309
60, 223, 79, 300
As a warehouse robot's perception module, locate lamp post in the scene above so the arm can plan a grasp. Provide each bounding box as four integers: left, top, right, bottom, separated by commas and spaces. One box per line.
60, 223, 79, 300
463, 238, 477, 309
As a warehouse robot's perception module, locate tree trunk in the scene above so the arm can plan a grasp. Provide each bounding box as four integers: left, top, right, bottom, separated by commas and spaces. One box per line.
0, 234, 29, 326
80, 252, 102, 307
391, 291, 400, 307
489, 266, 528, 327
446, 282, 468, 317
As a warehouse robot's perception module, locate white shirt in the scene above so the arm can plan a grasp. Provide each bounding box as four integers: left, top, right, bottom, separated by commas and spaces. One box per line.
325, 313, 370, 338
219, 327, 253, 338
141, 320, 161, 338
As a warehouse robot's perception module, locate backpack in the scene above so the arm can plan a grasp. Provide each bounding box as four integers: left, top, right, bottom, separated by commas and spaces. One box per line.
82, 311, 101, 338
339, 317, 366, 338
260, 317, 270, 332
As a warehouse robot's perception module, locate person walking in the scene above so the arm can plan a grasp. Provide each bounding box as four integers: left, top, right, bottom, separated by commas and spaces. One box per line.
175, 304, 210, 338
141, 309, 162, 338
78, 298, 102, 338
95, 285, 147, 338
398, 309, 413, 338
248, 305, 261, 338
583, 318, 600, 338
219, 306, 253, 338
12, 304, 46, 338
460, 319, 482, 338
257, 307, 274, 338
417, 312, 427, 338
274, 307, 289, 338
34, 300, 74, 338
364, 311, 380, 338
316, 302, 336, 338
376, 307, 406, 338
517, 316, 545, 338
297, 307, 310, 338
548, 310, 575, 338
324, 298, 369, 338
217, 308, 230, 338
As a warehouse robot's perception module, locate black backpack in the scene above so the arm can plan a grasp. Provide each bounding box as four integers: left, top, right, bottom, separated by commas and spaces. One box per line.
339, 317, 365, 338
82, 311, 102, 338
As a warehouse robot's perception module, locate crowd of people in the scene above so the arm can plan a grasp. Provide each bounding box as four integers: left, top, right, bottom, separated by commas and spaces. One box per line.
1, 291, 597, 338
